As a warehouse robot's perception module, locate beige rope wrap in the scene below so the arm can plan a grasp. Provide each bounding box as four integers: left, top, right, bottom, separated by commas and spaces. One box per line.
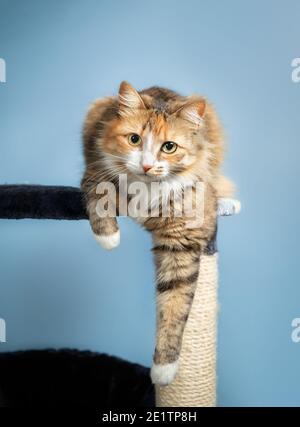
155, 253, 218, 407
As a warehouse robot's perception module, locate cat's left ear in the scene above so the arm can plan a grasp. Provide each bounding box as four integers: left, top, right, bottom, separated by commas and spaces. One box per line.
118, 81, 146, 116
174, 98, 206, 126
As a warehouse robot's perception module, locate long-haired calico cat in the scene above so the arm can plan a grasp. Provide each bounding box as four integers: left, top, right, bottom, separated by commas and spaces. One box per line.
81, 82, 234, 386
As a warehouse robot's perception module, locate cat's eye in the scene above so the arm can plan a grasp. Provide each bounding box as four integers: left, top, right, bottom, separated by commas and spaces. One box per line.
161, 141, 177, 154
128, 133, 141, 146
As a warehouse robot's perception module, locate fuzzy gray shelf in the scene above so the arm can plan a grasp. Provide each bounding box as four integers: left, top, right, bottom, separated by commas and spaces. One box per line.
0, 184, 240, 220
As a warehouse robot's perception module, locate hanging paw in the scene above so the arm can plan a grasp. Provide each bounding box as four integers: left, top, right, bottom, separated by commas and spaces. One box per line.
150, 360, 179, 386
94, 230, 120, 250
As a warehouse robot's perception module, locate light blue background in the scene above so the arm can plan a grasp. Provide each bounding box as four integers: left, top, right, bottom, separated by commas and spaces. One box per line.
0, 0, 300, 407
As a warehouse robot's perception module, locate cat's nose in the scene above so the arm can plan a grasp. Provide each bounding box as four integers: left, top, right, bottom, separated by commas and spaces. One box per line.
142, 164, 152, 173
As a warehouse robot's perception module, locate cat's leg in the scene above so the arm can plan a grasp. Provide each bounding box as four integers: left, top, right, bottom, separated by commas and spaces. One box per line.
86, 198, 120, 250
151, 243, 200, 385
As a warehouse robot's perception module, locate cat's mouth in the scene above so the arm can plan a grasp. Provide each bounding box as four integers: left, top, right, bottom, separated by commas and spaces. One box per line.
131, 171, 169, 182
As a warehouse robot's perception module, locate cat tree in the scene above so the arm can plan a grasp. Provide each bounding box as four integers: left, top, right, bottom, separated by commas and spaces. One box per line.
0, 185, 240, 407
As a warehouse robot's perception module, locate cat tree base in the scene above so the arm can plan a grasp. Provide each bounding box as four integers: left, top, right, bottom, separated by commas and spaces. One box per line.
0, 186, 239, 408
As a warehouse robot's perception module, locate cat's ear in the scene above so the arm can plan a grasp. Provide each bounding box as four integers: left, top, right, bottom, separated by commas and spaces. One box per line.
118, 81, 146, 116
174, 98, 206, 126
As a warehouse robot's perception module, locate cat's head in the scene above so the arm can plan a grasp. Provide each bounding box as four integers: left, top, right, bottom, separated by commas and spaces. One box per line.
100, 82, 219, 184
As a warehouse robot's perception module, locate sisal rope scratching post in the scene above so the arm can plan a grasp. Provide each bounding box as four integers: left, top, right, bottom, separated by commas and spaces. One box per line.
155, 198, 240, 407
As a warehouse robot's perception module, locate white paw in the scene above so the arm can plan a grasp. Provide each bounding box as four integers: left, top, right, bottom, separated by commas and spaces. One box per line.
150, 360, 179, 386
218, 198, 241, 216
94, 230, 120, 250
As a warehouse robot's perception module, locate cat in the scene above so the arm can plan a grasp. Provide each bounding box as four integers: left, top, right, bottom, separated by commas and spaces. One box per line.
81, 82, 234, 386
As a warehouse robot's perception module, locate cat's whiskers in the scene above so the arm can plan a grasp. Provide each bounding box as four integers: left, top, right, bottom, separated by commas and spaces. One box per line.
102, 153, 137, 169
82, 157, 130, 187
86, 168, 123, 189
84, 166, 127, 194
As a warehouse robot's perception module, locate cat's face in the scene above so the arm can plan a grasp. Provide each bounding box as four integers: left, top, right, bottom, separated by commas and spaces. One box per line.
100, 82, 206, 183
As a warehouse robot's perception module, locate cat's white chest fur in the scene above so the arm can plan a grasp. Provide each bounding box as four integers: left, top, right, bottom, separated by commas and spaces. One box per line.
126, 176, 194, 224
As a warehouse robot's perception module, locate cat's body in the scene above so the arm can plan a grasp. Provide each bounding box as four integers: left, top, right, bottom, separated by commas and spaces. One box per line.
81, 82, 233, 385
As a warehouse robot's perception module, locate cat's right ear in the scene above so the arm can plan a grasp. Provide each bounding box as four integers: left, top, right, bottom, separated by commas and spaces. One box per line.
173, 98, 206, 127
118, 81, 146, 117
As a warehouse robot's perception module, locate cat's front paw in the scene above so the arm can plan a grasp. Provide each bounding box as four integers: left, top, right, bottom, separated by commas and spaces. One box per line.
218, 198, 241, 216
94, 230, 120, 250
150, 360, 179, 386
